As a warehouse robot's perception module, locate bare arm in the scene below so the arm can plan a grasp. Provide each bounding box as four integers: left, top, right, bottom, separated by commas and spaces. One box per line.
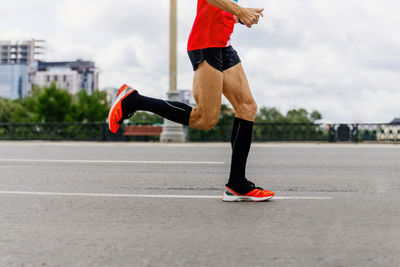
207, 0, 264, 28
207, 0, 242, 16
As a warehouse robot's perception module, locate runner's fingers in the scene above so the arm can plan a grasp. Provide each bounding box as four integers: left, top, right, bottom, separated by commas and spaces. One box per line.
254, 8, 264, 17
245, 19, 252, 27
253, 15, 259, 23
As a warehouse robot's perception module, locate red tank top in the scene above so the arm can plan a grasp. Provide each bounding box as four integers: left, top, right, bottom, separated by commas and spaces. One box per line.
187, 0, 236, 51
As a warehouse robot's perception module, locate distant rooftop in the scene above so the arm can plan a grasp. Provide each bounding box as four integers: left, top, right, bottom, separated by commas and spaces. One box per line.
37, 60, 96, 72
390, 118, 400, 125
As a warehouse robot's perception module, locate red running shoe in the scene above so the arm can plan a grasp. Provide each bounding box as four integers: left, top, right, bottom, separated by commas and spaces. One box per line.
108, 84, 136, 133
223, 181, 274, 202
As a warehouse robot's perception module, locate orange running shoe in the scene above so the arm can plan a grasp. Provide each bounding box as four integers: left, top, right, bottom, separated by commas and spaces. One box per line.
116, 84, 130, 97
223, 181, 274, 202
108, 84, 137, 133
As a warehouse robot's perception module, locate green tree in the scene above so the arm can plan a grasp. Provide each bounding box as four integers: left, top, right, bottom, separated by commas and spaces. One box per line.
0, 97, 29, 122
255, 107, 285, 123
310, 110, 322, 122
285, 108, 311, 123
129, 111, 163, 125
17, 85, 43, 122
285, 108, 322, 123
36, 83, 72, 122
71, 90, 110, 122
255, 107, 323, 123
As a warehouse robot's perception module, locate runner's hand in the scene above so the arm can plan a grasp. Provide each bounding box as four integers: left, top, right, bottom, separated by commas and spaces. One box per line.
238, 8, 264, 28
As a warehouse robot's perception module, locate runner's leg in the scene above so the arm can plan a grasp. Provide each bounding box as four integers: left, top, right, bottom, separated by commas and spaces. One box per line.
223, 63, 258, 122
119, 60, 223, 130
189, 61, 223, 130
222, 63, 258, 193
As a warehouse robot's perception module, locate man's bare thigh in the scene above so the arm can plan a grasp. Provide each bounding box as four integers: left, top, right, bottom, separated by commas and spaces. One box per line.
189, 61, 224, 128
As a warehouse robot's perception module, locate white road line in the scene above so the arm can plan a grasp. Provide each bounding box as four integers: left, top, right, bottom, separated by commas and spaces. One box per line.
0, 159, 224, 165
1, 141, 399, 148
0, 191, 333, 200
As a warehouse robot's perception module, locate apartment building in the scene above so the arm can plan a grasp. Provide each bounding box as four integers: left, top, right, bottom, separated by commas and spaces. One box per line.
30, 60, 99, 95
0, 40, 43, 99
0, 40, 43, 65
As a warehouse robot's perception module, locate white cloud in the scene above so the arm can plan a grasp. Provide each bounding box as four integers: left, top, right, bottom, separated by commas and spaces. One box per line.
1, 0, 399, 122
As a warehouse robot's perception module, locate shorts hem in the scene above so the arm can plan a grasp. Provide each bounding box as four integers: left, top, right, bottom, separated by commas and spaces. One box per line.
188, 46, 241, 73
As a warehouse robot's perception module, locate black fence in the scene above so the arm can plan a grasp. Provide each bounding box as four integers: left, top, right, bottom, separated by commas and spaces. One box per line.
0, 122, 399, 142
188, 123, 328, 142
327, 123, 400, 142
0, 122, 122, 141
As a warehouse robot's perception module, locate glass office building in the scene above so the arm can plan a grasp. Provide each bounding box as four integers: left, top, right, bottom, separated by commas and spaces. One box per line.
0, 64, 28, 99
0, 40, 42, 99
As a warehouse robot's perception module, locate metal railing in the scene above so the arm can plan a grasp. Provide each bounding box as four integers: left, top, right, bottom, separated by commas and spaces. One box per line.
188, 123, 328, 142
0, 122, 399, 142
0, 122, 121, 141
327, 123, 400, 142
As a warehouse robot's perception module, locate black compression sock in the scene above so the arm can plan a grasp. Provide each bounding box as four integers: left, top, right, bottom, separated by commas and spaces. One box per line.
121, 91, 193, 125
227, 117, 254, 193
230, 117, 240, 149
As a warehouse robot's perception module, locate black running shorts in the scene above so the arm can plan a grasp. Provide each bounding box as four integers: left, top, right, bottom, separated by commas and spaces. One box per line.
188, 46, 241, 72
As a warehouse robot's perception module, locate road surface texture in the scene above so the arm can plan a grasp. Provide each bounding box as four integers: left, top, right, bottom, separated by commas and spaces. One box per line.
0, 141, 399, 267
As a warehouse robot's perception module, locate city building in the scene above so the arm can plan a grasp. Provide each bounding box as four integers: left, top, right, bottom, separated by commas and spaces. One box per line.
0, 40, 43, 65
30, 60, 99, 95
1, 40, 99, 98
0, 64, 28, 99
0, 40, 44, 99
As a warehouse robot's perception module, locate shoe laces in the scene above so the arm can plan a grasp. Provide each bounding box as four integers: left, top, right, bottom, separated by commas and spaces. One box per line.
247, 180, 263, 190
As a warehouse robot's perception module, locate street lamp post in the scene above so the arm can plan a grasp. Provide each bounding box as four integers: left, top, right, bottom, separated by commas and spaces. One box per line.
169, 0, 177, 93
160, 0, 186, 142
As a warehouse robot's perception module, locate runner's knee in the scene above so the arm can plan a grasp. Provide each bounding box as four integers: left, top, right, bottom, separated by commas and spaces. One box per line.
235, 101, 258, 121
195, 110, 220, 130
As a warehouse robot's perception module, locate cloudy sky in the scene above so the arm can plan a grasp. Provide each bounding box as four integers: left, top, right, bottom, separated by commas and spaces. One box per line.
1, 0, 400, 123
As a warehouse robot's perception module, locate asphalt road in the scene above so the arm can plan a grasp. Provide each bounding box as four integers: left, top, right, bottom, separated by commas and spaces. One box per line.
0, 142, 399, 267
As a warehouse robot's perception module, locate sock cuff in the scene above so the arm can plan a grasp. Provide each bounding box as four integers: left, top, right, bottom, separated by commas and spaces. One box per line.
183, 106, 193, 126
234, 117, 254, 125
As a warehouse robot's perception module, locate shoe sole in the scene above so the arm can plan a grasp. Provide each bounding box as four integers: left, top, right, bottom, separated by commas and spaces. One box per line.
222, 193, 274, 202
108, 84, 136, 133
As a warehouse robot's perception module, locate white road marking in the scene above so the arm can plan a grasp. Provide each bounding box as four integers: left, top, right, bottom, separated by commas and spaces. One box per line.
1, 141, 398, 148
0, 159, 224, 165
0, 191, 333, 200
